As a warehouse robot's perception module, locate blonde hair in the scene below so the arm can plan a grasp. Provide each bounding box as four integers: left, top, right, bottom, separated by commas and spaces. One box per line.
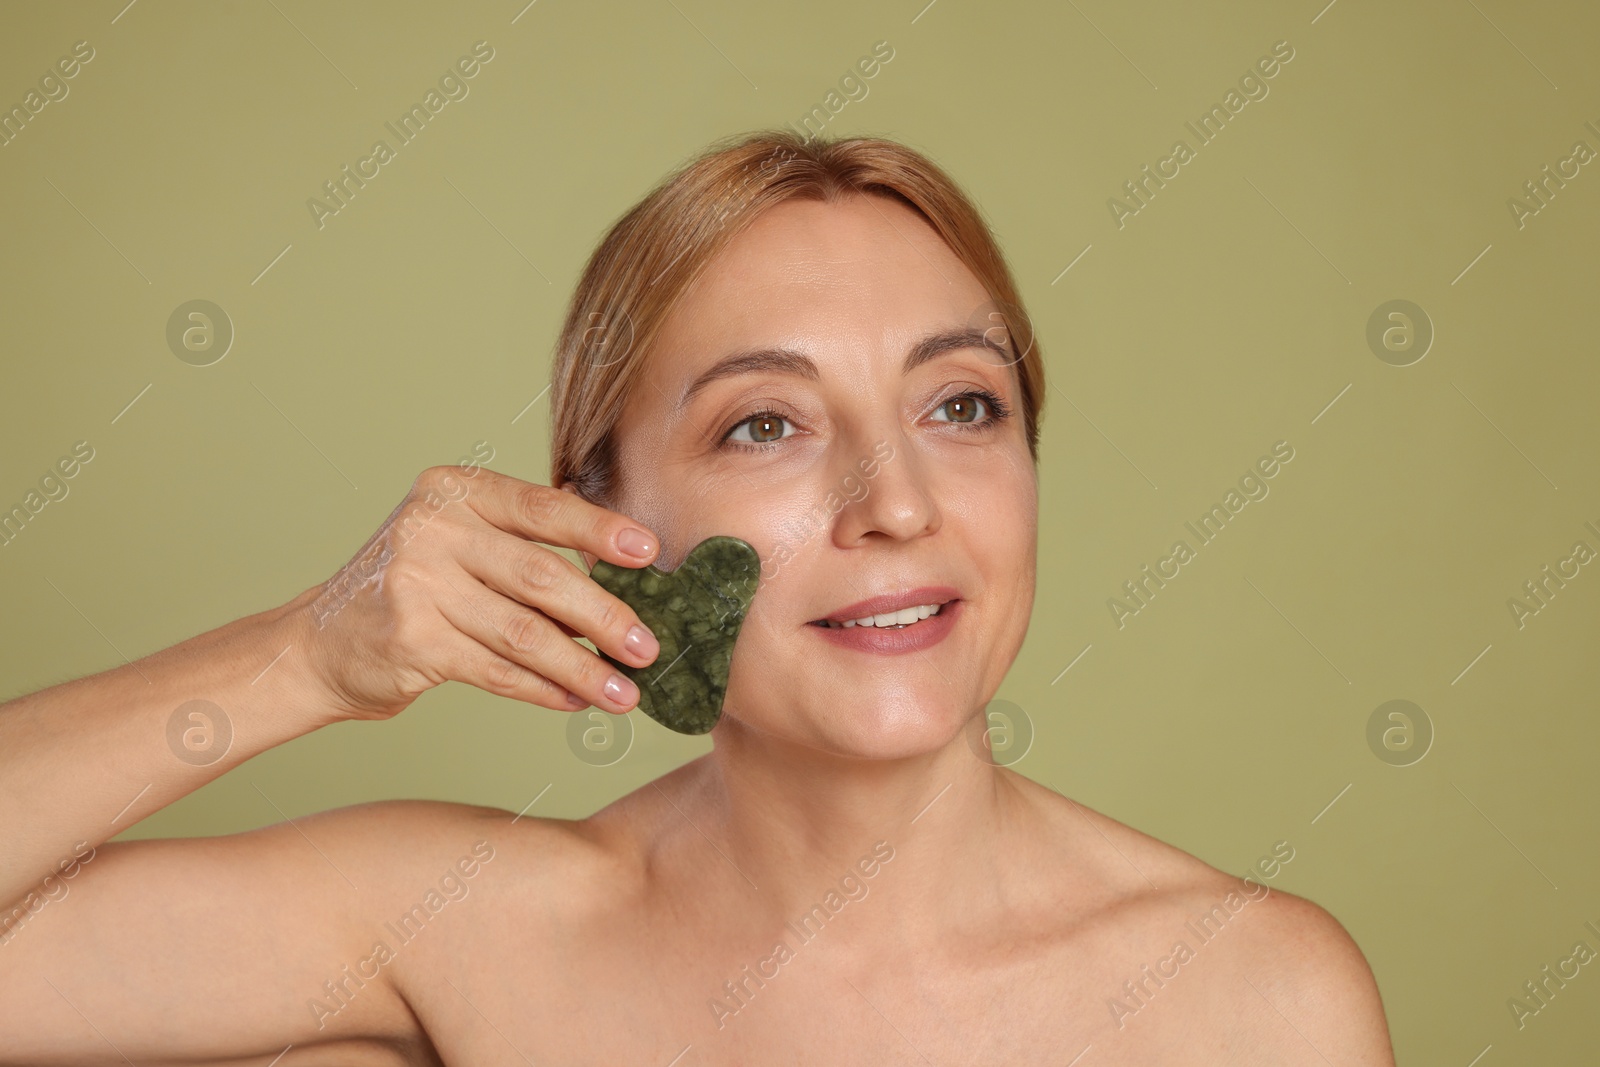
548, 127, 1045, 504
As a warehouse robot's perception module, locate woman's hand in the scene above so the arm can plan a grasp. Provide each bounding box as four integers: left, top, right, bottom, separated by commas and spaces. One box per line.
301, 465, 662, 722
0, 463, 658, 1057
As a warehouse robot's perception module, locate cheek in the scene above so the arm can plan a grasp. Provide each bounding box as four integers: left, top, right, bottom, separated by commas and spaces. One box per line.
1016, 478, 1040, 584
701, 479, 836, 582
958, 454, 1036, 542
610, 443, 819, 577
605, 470, 715, 571
968, 461, 1037, 617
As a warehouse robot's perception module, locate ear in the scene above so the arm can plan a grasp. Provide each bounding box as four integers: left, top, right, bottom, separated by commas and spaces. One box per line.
558, 482, 598, 571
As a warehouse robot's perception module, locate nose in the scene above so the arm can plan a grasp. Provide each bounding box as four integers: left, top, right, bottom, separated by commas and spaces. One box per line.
829, 436, 940, 547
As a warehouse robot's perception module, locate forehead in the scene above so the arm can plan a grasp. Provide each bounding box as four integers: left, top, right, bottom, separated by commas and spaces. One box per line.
647, 194, 993, 376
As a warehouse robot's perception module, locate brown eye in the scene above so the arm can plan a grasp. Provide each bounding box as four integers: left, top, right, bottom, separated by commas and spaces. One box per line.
935, 395, 987, 424
727, 413, 793, 446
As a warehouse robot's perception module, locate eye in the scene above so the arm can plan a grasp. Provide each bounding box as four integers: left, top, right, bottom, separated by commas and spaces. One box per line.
725, 411, 794, 446
931, 392, 991, 424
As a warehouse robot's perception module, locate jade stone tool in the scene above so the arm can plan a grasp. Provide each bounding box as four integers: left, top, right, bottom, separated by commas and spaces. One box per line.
588, 535, 761, 735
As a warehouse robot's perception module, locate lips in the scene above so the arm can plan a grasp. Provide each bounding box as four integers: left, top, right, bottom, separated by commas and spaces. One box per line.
809, 585, 961, 626
808, 596, 962, 655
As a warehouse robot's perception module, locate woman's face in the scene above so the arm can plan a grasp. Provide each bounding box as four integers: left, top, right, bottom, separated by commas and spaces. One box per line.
606, 193, 1037, 759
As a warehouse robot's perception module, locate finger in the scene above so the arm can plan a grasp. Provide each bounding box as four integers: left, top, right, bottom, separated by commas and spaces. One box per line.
429, 624, 588, 713
460, 526, 659, 671
432, 566, 641, 714
456, 467, 660, 570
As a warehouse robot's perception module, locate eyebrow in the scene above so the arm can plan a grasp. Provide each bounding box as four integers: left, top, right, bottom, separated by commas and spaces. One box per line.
677, 326, 1014, 411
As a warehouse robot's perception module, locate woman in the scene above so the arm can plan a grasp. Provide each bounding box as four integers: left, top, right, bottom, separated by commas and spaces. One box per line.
0, 130, 1395, 1064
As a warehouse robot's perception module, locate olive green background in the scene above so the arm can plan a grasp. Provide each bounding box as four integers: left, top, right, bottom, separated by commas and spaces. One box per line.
3, 0, 1597, 1059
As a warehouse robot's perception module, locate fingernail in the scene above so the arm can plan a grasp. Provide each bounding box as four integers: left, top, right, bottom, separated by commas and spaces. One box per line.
565, 691, 588, 709
603, 673, 638, 708
625, 624, 658, 660
618, 527, 655, 558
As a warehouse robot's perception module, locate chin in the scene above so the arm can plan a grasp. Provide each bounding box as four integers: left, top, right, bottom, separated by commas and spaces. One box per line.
722, 686, 976, 762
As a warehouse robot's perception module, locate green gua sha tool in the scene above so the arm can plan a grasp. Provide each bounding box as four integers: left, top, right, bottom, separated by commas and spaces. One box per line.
588, 535, 760, 735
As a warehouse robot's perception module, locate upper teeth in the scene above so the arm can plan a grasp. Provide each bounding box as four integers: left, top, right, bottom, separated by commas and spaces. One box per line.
826, 603, 943, 628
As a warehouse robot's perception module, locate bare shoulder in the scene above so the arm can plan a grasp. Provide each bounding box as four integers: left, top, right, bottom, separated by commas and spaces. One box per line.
299, 796, 638, 988
1001, 771, 1240, 899
0, 796, 592, 1061
314, 770, 687, 914
1218, 884, 1396, 1064
1007, 774, 1394, 1063
296, 795, 635, 910
234, 795, 630, 956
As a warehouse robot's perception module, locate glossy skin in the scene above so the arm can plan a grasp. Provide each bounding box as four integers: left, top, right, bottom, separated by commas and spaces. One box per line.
0, 195, 1396, 1065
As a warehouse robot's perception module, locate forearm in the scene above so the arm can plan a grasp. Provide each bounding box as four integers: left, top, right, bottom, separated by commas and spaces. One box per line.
0, 583, 333, 908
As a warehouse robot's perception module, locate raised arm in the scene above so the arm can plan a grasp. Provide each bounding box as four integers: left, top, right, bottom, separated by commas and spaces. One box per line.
0, 583, 327, 922
0, 463, 664, 1062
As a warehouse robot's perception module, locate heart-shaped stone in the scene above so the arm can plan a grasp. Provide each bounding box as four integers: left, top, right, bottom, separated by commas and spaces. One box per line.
588, 535, 760, 735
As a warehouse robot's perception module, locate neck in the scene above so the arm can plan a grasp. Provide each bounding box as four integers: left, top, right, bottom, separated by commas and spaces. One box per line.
674, 713, 1025, 933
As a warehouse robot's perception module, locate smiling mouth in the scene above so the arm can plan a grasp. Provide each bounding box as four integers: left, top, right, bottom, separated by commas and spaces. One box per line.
808, 601, 953, 630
